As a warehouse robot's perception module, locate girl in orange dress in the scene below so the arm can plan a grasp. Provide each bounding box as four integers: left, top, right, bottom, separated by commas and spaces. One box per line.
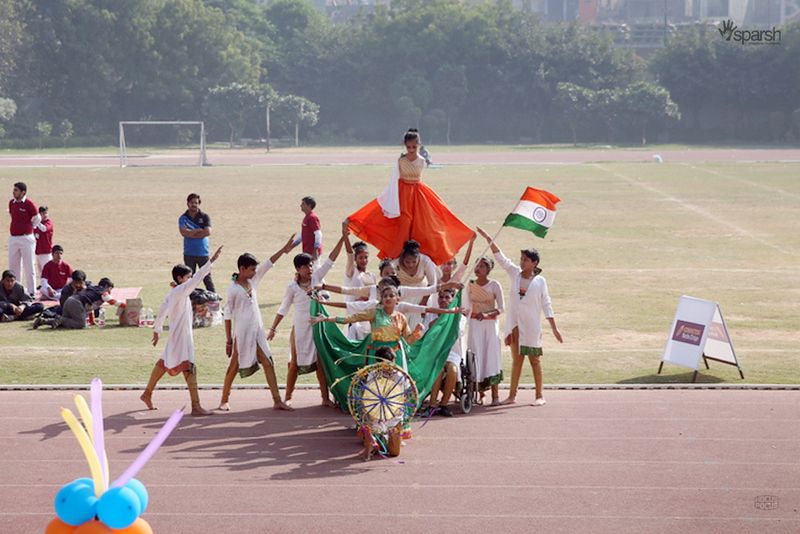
347, 129, 474, 266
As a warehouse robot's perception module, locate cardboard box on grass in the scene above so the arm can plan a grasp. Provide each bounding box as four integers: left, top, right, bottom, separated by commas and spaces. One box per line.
119, 298, 143, 326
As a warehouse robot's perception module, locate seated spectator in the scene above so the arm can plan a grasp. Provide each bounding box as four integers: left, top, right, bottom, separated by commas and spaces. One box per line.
40, 245, 73, 301
58, 270, 87, 309
0, 270, 44, 322
39, 277, 114, 329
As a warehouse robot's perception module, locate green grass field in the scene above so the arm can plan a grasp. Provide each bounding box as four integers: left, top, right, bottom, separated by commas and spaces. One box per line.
1, 154, 798, 386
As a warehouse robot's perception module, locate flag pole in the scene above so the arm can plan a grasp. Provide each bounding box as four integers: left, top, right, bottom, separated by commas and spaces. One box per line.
456, 224, 506, 286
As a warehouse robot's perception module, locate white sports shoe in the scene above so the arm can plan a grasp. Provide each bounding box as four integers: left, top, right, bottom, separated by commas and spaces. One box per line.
531, 398, 547, 407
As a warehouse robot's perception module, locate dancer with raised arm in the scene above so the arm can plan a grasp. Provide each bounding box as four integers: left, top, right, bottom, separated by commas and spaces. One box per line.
143, 246, 223, 416
218, 237, 295, 412
477, 227, 563, 406
269, 235, 346, 407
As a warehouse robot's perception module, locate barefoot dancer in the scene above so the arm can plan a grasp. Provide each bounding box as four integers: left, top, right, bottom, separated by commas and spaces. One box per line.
477, 227, 563, 406
218, 238, 295, 412
467, 256, 504, 406
142, 246, 223, 416
269, 235, 345, 407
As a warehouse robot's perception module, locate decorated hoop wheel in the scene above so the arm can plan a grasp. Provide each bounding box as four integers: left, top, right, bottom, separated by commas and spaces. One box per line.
347, 361, 418, 435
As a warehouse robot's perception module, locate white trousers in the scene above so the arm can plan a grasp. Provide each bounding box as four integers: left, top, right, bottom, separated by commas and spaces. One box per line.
39, 278, 61, 301
37, 253, 52, 274
8, 234, 36, 294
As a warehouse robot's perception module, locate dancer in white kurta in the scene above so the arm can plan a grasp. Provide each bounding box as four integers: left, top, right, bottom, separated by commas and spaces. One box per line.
343, 231, 377, 340
466, 256, 505, 405
438, 233, 476, 285
394, 240, 438, 330
218, 237, 295, 412
319, 276, 463, 321
270, 235, 346, 406
141, 246, 222, 416
476, 227, 563, 406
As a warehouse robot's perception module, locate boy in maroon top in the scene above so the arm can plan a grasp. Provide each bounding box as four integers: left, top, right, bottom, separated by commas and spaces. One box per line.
40, 245, 72, 300
291, 196, 322, 261
34, 205, 54, 273
8, 182, 40, 295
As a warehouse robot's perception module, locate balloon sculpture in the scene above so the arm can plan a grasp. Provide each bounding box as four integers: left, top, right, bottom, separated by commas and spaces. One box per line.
46, 378, 184, 533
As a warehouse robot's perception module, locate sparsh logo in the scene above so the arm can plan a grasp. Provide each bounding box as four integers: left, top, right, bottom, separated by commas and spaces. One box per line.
718, 19, 737, 40
718, 19, 781, 45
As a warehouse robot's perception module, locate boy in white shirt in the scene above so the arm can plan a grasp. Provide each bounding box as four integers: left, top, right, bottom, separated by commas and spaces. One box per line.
143, 246, 222, 416
219, 237, 295, 412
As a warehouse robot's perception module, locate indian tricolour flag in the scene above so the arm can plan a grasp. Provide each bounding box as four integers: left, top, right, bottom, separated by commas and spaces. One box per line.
502, 187, 561, 238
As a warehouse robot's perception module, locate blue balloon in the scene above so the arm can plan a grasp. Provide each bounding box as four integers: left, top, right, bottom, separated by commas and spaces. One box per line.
125, 479, 149, 513
73, 478, 95, 490
96, 486, 142, 530
54, 480, 97, 526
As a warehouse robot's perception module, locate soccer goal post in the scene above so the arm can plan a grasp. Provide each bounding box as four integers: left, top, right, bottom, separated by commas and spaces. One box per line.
119, 121, 207, 167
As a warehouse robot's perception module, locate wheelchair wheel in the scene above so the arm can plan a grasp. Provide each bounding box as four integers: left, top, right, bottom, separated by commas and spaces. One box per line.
460, 383, 473, 414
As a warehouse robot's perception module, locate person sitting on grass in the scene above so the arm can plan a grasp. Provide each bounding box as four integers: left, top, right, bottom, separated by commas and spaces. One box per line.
38, 277, 116, 329
57, 270, 87, 311
0, 270, 44, 322
39, 245, 72, 301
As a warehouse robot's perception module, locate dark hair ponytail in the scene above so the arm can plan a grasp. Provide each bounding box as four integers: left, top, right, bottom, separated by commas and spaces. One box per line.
403, 128, 420, 145
233, 253, 258, 280
400, 240, 420, 261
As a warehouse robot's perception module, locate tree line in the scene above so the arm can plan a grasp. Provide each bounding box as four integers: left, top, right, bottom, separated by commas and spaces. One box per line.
0, 0, 798, 147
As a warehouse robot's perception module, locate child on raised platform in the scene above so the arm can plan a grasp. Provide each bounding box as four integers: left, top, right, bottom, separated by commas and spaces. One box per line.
142, 246, 222, 416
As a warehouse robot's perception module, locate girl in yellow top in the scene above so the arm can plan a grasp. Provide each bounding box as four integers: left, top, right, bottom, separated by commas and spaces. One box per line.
312, 283, 459, 369
467, 256, 505, 405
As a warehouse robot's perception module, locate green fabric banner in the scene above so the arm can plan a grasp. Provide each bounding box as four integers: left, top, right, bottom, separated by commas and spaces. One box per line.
311, 293, 462, 410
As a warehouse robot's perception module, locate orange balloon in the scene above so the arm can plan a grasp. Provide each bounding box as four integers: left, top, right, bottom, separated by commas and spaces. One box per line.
73, 520, 114, 534
45, 517, 77, 534
116, 518, 153, 534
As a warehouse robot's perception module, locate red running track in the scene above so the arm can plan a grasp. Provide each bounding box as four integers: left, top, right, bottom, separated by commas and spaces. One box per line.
1, 389, 798, 533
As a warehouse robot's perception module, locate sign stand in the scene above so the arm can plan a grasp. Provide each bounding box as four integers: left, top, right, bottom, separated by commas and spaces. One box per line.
658, 295, 744, 382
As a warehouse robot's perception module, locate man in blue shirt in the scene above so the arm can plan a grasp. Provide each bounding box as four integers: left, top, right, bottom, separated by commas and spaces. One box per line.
179, 193, 215, 292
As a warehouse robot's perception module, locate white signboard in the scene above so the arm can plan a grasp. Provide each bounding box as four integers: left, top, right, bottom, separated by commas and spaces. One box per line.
660, 296, 742, 378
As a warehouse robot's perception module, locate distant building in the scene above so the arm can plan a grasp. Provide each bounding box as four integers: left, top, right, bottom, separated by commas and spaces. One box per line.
311, 0, 798, 29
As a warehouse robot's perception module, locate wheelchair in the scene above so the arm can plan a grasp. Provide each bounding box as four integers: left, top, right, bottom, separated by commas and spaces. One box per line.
456, 349, 478, 414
